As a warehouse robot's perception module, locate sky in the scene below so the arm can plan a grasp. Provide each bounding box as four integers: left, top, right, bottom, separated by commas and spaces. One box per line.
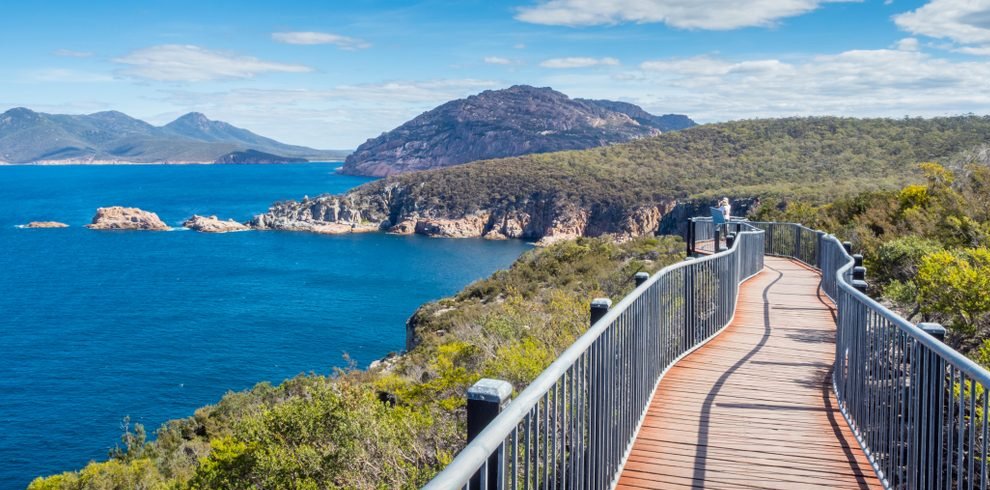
2, 0, 990, 149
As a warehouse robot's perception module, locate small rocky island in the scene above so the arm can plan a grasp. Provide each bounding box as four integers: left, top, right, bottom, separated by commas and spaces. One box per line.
22, 221, 69, 228
86, 206, 170, 231
183, 215, 250, 233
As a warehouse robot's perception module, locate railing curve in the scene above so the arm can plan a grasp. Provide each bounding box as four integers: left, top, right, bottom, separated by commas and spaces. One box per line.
423, 223, 765, 489
747, 220, 990, 490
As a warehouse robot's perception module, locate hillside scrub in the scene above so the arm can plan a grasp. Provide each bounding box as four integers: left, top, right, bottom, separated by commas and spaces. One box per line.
346, 116, 990, 218
29, 235, 684, 489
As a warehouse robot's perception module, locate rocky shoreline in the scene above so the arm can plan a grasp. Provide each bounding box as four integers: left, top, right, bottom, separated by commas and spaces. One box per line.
16, 196, 755, 241
247, 184, 756, 245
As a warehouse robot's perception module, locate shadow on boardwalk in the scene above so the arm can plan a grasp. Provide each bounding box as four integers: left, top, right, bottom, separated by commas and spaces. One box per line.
616, 257, 880, 490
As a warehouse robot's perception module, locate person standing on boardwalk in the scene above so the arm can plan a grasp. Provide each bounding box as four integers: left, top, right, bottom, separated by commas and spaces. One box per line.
719, 198, 731, 221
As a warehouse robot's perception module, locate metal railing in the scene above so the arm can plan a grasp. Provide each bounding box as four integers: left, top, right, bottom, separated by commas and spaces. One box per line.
751, 221, 990, 490
423, 222, 765, 490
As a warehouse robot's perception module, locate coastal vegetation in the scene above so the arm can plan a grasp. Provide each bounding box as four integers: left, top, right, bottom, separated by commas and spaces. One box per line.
257, 116, 990, 244
29, 235, 685, 489
752, 160, 990, 363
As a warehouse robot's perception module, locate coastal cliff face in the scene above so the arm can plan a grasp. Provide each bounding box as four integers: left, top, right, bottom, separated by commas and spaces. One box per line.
249, 181, 711, 245
340, 85, 694, 177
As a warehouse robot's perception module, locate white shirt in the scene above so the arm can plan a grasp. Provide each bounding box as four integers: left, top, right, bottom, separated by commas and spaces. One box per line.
721, 203, 731, 219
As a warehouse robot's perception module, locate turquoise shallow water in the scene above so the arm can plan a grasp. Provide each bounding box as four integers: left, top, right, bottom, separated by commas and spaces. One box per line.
0, 163, 530, 488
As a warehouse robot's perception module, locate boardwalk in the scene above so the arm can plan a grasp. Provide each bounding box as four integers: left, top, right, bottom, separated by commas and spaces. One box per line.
616, 257, 881, 489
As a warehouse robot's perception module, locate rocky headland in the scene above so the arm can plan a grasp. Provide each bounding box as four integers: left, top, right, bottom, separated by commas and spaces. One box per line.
248, 182, 750, 245
86, 206, 170, 231
22, 221, 69, 228
182, 215, 250, 233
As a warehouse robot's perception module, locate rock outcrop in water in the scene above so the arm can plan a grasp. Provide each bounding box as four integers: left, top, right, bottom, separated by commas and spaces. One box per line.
340, 85, 694, 176
250, 196, 379, 234
182, 215, 250, 233
22, 221, 69, 228
86, 206, 170, 231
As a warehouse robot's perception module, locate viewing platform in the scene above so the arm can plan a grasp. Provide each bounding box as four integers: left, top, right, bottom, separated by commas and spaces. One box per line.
617, 257, 879, 489
424, 219, 990, 490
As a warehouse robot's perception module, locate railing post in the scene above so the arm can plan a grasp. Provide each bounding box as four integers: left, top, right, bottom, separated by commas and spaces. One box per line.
853, 254, 864, 268
852, 266, 866, 281
915, 323, 946, 489
686, 218, 695, 256
591, 298, 612, 325
843, 241, 853, 255
851, 279, 868, 293
725, 233, 736, 249
634, 272, 650, 287
683, 257, 695, 351
919, 322, 946, 342
467, 378, 513, 490
815, 231, 825, 269
794, 224, 802, 260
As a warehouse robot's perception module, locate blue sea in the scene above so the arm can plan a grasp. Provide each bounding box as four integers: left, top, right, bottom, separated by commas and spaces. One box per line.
0, 163, 530, 488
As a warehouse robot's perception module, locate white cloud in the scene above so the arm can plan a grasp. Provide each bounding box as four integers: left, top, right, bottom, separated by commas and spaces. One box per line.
895, 1, 990, 44
540, 57, 620, 68
516, 0, 857, 29
24, 69, 115, 83
53, 49, 93, 58
609, 48, 990, 122
271, 31, 371, 50
112, 45, 312, 82
895, 37, 920, 51
484, 56, 513, 65
154, 79, 502, 148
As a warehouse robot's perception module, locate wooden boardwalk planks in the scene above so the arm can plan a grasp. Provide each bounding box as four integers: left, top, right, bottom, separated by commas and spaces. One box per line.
616, 257, 881, 489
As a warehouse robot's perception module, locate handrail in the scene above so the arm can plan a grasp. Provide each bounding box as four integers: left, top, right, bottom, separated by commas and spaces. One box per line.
424, 217, 990, 490
748, 221, 990, 490
423, 222, 765, 489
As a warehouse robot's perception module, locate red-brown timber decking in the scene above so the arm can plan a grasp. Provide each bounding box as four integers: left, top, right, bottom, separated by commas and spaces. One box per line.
616, 257, 882, 489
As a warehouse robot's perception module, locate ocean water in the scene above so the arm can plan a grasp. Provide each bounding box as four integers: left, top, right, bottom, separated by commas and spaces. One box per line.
0, 163, 530, 488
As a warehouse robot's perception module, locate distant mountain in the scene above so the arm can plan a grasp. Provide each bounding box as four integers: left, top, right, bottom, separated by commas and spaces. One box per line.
339, 85, 695, 176
0, 108, 348, 164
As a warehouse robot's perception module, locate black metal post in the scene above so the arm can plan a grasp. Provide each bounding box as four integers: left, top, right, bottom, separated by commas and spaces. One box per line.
843, 241, 853, 255
853, 254, 864, 267
467, 378, 513, 490
686, 218, 694, 256
725, 233, 736, 249
590, 298, 612, 325
634, 272, 650, 287
853, 266, 866, 281
851, 279, 868, 294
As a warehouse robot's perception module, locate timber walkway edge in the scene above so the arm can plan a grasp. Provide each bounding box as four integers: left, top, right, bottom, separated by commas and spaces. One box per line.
616, 257, 879, 489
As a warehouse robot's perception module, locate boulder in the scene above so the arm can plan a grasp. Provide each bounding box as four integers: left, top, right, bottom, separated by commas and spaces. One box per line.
86, 206, 170, 231
183, 215, 250, 233
22, 221, 69, 228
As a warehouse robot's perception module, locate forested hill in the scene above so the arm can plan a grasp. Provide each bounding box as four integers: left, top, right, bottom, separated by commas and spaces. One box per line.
257, 116, 990, 243
339, 85, 695, 177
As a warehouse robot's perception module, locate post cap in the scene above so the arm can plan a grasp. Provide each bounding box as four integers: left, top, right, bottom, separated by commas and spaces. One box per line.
684, 256, 696, 261
851, 279, 868, 292
467, 378, 513, 403
918, 322, 946, 340
635, 271, 650, 280
590, 298, 612, 310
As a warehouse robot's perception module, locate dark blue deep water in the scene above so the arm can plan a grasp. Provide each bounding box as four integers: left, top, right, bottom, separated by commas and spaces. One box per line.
0, 163, 530, 488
